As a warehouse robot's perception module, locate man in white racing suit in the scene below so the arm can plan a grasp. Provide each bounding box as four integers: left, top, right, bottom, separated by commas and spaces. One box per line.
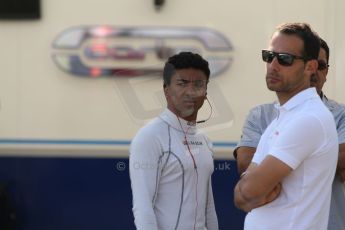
130, 52, 219, 230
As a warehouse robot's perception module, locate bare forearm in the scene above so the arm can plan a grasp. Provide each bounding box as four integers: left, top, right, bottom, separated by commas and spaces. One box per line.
234, 156, 288, 212
235, 180, 282, 212
337, 144, 345, 168
336, 144, 345, 182
236, 147, 256, 174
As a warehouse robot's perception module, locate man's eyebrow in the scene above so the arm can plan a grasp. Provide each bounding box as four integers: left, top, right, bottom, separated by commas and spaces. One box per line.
175, 78, 189, 82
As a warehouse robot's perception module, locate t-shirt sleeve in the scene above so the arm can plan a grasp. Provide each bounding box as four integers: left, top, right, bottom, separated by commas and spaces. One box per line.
269, 115, 327, 170
237, 106, 264, 148
335, 109, 345, 144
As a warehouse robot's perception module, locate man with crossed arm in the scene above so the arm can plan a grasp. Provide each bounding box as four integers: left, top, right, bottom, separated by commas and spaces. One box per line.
234, 36, 345, 229
234, 23, 338, 229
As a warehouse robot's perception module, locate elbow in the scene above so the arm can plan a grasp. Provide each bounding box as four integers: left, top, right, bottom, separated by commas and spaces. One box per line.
234, 192, 253, 213
234, 190, 246, 210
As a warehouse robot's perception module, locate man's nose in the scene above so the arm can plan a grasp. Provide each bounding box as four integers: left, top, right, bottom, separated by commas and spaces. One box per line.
185, 83, 205, 95
184, 84, 197, 95
268, 57, 280, 70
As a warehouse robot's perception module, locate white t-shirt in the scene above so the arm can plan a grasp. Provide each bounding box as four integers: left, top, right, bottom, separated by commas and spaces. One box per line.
245, 88, 338, 230
129, 109, 218, 230
235, 92, 345, 230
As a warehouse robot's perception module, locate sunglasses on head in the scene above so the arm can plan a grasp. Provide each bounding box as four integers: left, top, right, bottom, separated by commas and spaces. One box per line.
262, 50, 305, 66
318, 60, 329, 70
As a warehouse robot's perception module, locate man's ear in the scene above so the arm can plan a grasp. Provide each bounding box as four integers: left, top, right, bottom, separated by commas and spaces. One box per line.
306, 59, 318, 73
164, 87, 169, 98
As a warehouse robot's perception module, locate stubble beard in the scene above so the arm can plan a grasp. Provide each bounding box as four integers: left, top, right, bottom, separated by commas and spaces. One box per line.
178, 107, 195, 118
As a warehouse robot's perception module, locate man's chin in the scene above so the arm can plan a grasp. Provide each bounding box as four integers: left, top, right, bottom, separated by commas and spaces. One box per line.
179, 108, 195, 118
267, 85, 279, 92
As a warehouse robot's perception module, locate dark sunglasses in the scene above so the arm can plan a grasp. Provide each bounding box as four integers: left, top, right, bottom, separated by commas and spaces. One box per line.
318, 60, 329, 70
262, 50, 305, 66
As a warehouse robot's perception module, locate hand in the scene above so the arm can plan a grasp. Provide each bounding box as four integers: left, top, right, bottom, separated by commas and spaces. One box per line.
262, 182, 282, 205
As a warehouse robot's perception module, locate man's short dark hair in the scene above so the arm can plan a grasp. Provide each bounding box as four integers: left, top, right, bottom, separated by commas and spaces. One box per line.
320, 37, 329, 62
276, 23, 320, 61
163, 52, 210, 87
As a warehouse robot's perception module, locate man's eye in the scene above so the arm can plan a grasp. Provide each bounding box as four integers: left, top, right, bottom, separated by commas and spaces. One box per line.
177, 82, 187, 86
194, 81, 205, 88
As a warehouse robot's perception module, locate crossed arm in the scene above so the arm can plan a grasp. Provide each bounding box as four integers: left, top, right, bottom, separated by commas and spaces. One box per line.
236, 143, 345, 182
234, 155, 292, 212
235, 143, 344, 212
